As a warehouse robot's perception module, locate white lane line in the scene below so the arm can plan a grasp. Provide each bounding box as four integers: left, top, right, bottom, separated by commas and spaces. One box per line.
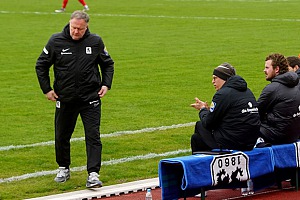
0, 122, 195, 151
1, 11, 300, 22
0, 149, 190, 183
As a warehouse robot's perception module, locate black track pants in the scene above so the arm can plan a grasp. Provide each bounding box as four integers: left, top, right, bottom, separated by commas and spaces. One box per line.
54, 99, 102, 174
190, 121, 219, 152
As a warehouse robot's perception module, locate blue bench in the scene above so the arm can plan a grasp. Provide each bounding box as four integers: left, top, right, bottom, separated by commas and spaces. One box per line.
158, 141, 300, 200
271, 142, 300, 191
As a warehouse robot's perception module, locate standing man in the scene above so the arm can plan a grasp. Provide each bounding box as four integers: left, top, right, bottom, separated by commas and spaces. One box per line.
36, 10, 114, 188
257, 53, 300, 144
190, 63, 260, 152
55, 0, 89, 13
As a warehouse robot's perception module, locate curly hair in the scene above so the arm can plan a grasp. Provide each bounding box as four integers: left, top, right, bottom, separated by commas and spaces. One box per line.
265, 53, 288, 74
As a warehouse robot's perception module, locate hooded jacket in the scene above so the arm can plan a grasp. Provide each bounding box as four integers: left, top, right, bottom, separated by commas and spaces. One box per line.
199, 75, 260, 151
296, 68, 300, 79
257, 71, 300, 144
36, 24, 114, 102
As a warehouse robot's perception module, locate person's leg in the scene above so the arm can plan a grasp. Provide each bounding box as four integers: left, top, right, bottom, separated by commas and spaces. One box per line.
78, 0, 87, 6
55, 0, 68, 12
191, 121, 219, 152
80, 99, 102, 174
55, 101, 79, 168
259, 126, 277, 144
62, 0, 68, 9
78, 0, 89, 11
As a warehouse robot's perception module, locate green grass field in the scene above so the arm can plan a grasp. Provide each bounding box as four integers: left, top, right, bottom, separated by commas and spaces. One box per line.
1, 0, 300, 199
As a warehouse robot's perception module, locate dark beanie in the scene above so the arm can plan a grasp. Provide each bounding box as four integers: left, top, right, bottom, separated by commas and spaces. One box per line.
213, 62, 236, 81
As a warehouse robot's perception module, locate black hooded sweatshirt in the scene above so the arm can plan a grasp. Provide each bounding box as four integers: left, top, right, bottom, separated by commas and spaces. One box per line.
257, 71, 300, 144
199, 75, 260, 151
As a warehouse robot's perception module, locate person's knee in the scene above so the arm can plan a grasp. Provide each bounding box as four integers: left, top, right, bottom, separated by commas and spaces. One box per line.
191, 131, 201, 141
190, 134, 198, 153
195, 121, 202, 128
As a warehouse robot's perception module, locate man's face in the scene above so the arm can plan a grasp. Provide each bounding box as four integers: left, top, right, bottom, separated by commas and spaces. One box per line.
212, 75, 226, 91
288, 64, 299, 72
69, 18, 88, 40
264, 60, 278, 81
288, 65, 294, 72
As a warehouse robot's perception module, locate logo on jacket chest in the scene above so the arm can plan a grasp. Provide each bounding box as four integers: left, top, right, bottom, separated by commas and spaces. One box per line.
86, 47, 92, 54
60, 47, 92, 55
61, 48, 72, 55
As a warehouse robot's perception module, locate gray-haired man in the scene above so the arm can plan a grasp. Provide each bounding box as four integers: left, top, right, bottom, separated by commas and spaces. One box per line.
36, 10, 114, 188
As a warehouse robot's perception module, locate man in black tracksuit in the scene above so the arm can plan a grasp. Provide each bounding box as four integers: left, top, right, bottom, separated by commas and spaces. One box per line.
191, 63, 260, 152
36, 11, 114, 188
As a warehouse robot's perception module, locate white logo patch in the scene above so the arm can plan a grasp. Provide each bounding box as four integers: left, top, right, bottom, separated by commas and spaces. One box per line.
211, 152, 250, 186
210, 101, 216, 112
104, 46, 109, 56
43, 47, 48, 55
248, 102, 253, 108
62, 48, 70, 52
241, 102, 258, 114
56, 101, 60, 108
89, 100, 99, 107
86, 47, 92, 54
61, 48, 72, 55
292, 104, 300, 117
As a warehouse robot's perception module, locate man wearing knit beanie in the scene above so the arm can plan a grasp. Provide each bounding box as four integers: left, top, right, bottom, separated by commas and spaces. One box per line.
213, 63, 236, 81
211, 63, 236, 91
190, 62, 260, 152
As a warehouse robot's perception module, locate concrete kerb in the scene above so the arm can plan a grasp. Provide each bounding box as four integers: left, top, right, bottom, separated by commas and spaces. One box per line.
25, 177, 159, 200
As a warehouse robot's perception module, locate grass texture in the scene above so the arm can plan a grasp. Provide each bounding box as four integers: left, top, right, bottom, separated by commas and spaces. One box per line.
1, 0, 300, 199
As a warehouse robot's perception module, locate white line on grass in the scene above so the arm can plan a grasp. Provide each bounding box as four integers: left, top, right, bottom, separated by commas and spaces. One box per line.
1, 11, 300, 22
0, 122, 195, 151
0, 149, 190, 183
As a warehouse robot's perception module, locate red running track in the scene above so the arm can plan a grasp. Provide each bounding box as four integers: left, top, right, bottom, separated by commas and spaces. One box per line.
100, 181, 299, 200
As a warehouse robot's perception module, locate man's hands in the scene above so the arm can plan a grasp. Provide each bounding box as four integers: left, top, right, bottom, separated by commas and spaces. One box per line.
46, 86, 109, 102
98, 86, 108, 98
190, 97, 209, 110
46, 90, 58, 101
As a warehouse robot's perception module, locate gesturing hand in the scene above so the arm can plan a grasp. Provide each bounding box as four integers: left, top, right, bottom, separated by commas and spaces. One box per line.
190, 97, 208, 110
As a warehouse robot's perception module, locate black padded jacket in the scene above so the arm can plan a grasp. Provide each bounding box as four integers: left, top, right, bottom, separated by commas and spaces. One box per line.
36, 24, 114, 102
257, 71, 300, 144
199, 75, 260, 151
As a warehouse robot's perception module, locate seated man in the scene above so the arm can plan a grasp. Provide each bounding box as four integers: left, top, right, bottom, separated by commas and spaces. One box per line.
257, 53, 300, 144
190, 63, 260, 152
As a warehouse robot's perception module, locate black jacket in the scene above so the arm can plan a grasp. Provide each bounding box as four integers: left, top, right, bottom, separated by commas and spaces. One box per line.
199, 75, 260, 150
36, 24, 114, 102
257, 72, 300, 144
296, 68, 300, 79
